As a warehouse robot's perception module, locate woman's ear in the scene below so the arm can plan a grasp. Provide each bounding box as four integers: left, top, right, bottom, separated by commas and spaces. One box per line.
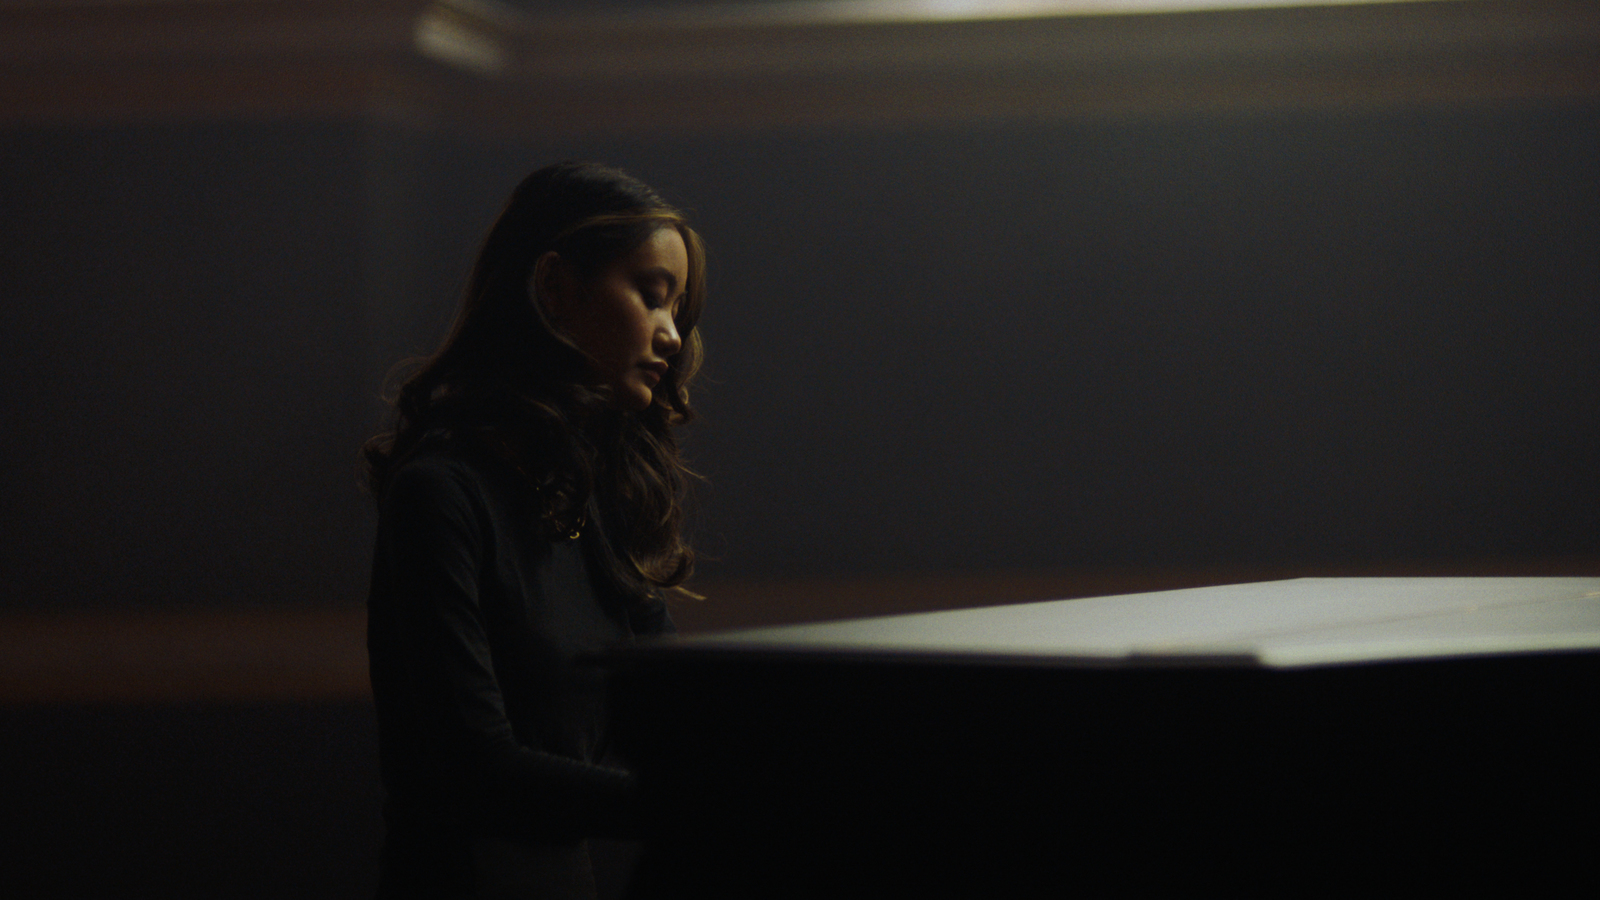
530, 251, 569, 325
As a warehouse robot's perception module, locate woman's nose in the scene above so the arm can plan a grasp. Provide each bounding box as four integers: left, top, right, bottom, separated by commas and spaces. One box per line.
657, 314, 682, 357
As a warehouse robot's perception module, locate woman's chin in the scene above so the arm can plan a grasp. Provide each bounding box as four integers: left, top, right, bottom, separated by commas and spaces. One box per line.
616, 384, 654, 412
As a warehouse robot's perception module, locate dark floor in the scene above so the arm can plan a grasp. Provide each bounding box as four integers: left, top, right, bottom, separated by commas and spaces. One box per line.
2, 702, 384, 899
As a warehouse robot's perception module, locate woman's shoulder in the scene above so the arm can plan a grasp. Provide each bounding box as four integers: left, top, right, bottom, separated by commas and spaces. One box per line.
386, 432, 560, 517
382, 437, 506, 510
389, 434, 479, 481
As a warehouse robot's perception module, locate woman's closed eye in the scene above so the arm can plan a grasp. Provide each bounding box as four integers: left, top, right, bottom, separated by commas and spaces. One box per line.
634, 280, 666, 309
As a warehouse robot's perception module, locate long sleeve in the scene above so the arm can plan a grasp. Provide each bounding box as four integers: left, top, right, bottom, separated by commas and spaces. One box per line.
368, 453, 641, 841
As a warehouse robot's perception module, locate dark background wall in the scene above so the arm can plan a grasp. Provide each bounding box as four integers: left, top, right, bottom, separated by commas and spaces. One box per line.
3, 123, 370, 610
4, 103, 1597, 614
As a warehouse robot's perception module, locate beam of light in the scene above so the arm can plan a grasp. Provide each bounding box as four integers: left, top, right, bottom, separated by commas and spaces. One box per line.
414, 1, 508, 75
709, 0, 1450, 25
410, 0, 1457, 76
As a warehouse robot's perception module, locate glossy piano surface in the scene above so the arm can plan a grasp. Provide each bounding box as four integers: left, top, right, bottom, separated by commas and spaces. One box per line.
607, 578, 1600, 895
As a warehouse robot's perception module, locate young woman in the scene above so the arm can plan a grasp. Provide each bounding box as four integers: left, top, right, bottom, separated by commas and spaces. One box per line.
363, 161, 706, 899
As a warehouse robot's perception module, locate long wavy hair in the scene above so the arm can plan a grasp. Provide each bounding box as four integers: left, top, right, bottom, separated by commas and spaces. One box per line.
364, 161, 706, 599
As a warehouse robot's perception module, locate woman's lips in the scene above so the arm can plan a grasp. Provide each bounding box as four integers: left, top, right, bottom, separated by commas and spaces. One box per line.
640, 362, 667, 384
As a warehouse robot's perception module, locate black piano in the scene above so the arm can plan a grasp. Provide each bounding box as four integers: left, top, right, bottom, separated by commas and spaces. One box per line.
606, 578, 1600, 895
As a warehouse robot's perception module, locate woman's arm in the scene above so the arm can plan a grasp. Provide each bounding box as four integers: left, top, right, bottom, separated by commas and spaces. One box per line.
369, 457, 639, 839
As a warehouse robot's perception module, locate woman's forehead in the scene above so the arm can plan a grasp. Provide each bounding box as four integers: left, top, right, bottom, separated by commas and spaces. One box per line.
624, 227, 689, 279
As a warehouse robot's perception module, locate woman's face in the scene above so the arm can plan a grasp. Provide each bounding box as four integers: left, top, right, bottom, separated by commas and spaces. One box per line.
538, 227, 688, 411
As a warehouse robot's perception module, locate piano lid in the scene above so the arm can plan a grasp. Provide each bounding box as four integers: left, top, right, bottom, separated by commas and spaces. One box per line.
663, 577, 1600, 669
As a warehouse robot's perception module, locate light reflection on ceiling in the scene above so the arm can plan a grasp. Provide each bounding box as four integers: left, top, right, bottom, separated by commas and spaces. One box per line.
497, 0, 1443, 24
